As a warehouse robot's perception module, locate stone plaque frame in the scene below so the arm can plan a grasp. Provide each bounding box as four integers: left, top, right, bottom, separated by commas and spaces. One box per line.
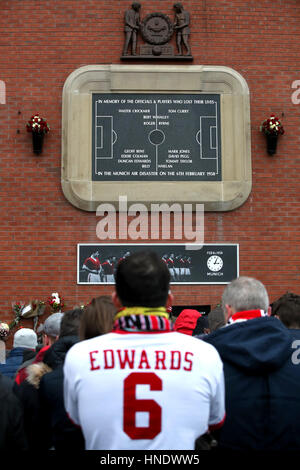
61, 65, 251, 211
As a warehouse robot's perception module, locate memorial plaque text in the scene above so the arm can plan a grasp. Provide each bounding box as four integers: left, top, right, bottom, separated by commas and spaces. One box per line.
92, 93, 221, 181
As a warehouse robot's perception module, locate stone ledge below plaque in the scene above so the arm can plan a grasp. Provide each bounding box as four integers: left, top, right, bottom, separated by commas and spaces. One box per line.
61, 64, 251, 212
121, 44, 193, 60
62, 180, 252, 213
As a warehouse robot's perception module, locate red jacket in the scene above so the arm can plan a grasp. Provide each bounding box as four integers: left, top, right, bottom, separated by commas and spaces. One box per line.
15, 345, 50, 385
174, 309, 202, 336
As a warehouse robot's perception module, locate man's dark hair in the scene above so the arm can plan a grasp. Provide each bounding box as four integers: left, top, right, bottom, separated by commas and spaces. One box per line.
115, 251, 170, 307
60, 308, 83, 337
272, 292, 300, 328
192, 315, 209, 336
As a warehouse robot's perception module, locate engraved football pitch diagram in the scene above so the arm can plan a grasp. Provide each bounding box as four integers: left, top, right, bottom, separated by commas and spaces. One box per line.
93, 94, 221, 181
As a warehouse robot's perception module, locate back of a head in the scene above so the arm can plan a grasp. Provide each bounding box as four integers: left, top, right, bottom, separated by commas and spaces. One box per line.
222, 276, 269, 314
115, 251, 170, 308
60, 308, 83, 337
80, 296, 116, 340
13, 328, 37, 350
174, 309, 203, 336
43, 312, 64, 339
208, 306, 226, 332
272, 292, 300, 328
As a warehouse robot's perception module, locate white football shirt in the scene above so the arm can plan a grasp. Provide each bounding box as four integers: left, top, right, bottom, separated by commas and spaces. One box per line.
63, 331, 225, 450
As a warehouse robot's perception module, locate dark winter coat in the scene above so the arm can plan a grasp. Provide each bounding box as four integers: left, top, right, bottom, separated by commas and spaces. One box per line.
203, 316, 300, 450
0, 347, 35, 379
13, 360, 52, 450
40, 335, 85, 450
13, 336, 84, 450
0, 373, 27, 450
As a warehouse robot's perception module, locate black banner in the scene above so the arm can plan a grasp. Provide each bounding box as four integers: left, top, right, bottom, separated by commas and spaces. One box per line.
77, 243, 239, 285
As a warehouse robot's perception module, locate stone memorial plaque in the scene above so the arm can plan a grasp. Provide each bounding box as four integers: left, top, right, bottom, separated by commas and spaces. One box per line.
92, 93, 221, 181
62, 65, 251, 211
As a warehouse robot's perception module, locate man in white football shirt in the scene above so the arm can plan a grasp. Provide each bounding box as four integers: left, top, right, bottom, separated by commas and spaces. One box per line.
64, 251, 225, 450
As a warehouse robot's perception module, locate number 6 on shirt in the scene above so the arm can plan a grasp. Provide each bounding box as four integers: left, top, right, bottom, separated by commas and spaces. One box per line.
123, 372, 162, 439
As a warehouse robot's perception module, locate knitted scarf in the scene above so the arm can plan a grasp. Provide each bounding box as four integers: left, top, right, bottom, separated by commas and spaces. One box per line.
227, 309, 268, 324
113, 306, 172, 333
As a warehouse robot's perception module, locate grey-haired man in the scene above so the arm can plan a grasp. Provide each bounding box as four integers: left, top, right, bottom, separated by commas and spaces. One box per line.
204, 276, 300, 451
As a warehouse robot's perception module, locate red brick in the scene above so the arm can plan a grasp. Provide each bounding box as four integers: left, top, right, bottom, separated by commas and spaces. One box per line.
0, 0, 299, 326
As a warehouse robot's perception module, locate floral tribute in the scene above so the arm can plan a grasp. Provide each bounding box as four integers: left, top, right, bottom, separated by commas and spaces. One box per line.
9, 300, 46, 332
47, 293, 65, 313
3, 295, 64, 340
26, 114, 50, 134
9, 301, 26, 330
260, 114, 285, 136
30, 300, 46, 318
0, 322, 9, 341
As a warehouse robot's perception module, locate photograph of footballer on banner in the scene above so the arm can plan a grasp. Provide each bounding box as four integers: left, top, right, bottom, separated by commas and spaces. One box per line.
77, 243, 239, 285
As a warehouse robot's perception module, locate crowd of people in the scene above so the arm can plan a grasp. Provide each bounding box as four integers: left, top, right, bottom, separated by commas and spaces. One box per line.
1, 250, 300, 451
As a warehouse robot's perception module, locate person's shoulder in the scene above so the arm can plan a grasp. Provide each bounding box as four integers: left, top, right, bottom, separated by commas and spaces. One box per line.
169, 331, 211, 345
0, 374, 24, 411
169, 331, 222, 357
0, 373, 13, 396
6, 347, 24, 357
168, 333, 223, 377
287, 328, 300, 339
66, 333, 116, 356
40, 365, 62, 394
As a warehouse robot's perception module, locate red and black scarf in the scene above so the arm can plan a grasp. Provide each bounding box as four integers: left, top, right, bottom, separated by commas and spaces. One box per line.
113, 306, 172, 333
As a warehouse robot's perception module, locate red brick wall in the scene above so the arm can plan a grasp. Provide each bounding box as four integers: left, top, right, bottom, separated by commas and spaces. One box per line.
0, 0, 299, 331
